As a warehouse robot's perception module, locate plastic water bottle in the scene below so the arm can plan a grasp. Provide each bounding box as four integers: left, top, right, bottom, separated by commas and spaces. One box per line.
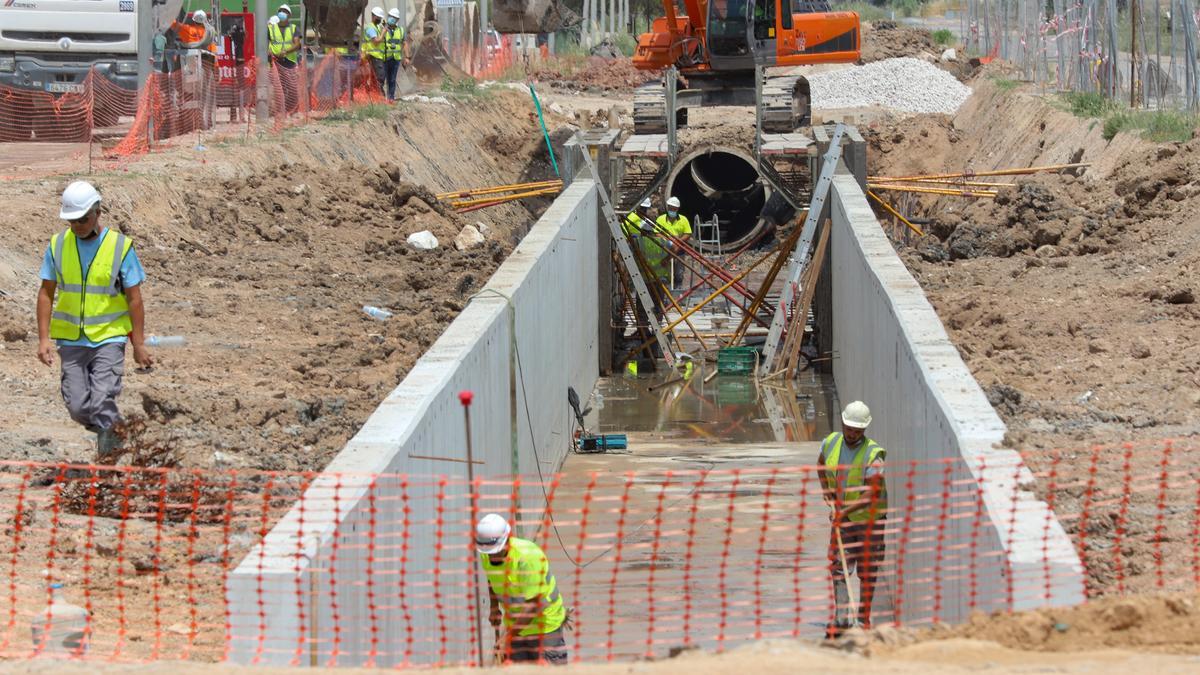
30, 584, 88, 656
145, 335, 186, 347
362, 305, 393, 321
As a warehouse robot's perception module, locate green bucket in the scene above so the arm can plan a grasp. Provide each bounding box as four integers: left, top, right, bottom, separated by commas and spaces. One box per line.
717, 347, 758, 375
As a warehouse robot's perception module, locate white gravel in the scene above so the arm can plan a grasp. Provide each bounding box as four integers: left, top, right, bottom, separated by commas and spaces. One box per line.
808, 57, 972, 114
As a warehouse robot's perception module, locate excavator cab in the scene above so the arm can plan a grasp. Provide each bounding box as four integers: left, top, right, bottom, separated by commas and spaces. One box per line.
706, 0, 776, 69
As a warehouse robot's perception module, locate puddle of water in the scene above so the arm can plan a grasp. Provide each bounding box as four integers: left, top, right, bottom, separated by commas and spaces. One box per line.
586, 366, 838, 444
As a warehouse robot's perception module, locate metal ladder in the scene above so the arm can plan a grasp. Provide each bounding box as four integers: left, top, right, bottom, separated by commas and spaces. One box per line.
580, 142, 676, 368
759, 124, 846, 375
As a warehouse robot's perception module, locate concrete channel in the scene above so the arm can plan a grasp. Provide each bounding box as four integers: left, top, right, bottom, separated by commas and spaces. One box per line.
227, 130, 1083, 667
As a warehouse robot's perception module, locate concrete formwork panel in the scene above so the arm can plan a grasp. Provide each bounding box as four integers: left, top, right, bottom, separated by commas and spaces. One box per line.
227, 180, 601, 667
828, 174, 1084, 625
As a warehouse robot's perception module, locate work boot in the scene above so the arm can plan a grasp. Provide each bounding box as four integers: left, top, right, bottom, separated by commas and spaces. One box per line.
95, 428, 122, 464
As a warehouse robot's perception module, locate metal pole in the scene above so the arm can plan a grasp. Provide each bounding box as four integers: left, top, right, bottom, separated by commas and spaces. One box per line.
256, 0, 270, 123
459, 390, 488, 669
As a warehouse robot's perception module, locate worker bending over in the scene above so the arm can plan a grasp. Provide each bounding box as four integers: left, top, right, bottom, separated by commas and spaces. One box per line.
818, 401, 887, 637
476, 514, 569, 665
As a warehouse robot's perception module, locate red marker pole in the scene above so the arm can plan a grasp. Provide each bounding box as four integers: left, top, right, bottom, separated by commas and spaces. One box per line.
459, 390, 487, 667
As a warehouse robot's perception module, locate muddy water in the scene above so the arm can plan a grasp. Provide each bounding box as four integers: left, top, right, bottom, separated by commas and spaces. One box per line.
585, 366, 840, 445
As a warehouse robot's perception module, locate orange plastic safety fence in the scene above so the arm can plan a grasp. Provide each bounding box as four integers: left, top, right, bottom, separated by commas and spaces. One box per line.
0, 440, 1195, 666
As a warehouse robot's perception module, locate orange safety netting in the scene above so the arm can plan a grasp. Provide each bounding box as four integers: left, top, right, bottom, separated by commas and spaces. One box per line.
0, 440, 1195, 665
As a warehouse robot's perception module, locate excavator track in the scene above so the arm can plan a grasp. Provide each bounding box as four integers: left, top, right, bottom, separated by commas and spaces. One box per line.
761, 75, 811, 133
633, 82, 668, 135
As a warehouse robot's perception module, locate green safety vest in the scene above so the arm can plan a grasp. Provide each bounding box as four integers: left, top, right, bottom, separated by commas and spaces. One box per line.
821, 432, 887, 522
362, 22, 386, 59
480, 537, 565, 637
268, 22, 298, 63
48, 229, 134, 343
385, 26, 406, 60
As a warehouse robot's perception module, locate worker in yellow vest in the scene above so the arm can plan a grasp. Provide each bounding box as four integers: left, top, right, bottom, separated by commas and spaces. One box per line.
268, 5, 301, 68
362, 7, 388, 96
654, 196, 691, 289
383, 8, 409, 101
36, 182, 153, 461
476, 514, 569, 665
818, 401, 887, 638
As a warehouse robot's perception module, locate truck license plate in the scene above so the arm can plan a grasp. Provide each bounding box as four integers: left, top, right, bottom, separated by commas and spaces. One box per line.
46, 82, 86, 94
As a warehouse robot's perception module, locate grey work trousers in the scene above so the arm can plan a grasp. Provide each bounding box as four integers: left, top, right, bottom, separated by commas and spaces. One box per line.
59, 343, 125, 432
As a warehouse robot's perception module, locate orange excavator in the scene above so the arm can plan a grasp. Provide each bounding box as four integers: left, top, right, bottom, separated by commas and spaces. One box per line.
631, 0, 861, 133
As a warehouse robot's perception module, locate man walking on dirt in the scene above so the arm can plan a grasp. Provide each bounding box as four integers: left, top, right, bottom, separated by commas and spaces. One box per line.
363, 7, 389, 96
818, 401, 887, 638
476, 514, 569, 665
36, 182, 153, 461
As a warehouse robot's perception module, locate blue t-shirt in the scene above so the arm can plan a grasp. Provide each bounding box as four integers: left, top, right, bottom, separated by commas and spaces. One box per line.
39, 228, 145, 348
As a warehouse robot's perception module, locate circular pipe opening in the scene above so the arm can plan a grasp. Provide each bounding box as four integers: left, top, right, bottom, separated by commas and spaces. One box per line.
666, 147, 771, 251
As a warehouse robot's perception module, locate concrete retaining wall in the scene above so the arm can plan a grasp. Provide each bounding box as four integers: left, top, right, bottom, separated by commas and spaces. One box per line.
226, 180, 601, 667
829, 174, 1084, 624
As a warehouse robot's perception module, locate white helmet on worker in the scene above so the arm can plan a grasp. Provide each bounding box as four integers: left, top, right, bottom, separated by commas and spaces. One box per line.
60, 181, 101, 220
190, 9, 207, 23
666, 196, 681, 209
371, 6, 385, 18
388, 8, 402, 19
475, 513, 511, 555
639, 198, 652, 209
278, 3, 291, 14
841, 401, 872, 430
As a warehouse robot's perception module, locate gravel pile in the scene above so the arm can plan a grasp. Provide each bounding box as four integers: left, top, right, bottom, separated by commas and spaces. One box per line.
808, 57, 972, 114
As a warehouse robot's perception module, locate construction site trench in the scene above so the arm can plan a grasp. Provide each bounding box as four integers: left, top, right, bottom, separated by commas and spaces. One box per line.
1, 17, 1199, 669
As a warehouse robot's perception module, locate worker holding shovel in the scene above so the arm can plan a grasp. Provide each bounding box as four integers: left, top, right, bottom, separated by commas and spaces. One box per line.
818, 401, 887, 638
476, 514, 570, 665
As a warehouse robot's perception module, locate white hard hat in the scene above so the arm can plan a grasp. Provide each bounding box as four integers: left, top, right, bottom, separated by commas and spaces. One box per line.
60, 181, 101, 220
666, 196, 681, 209
639, 198, 652, 209
372, 6, 385, 18
191, 9, 207, 23
674, 351, 694, 363
841, 401, 872, 430
388, 8, 402, 19
475, 513, 511, 555
269, 15, 280, 25
278, 4, 291, 14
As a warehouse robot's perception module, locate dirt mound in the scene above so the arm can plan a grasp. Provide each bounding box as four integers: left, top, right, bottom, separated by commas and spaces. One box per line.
923, 594, 1200, 653
534, 57, 657, 92
861, 21, 941, 63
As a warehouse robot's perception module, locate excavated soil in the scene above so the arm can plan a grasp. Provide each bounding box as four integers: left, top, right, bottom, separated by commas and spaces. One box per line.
861, 21, 942, 63
0, 91, 571, 472
863, 77, 1200, 596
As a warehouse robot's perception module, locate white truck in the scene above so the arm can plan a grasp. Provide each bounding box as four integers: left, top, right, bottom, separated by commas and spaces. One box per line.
0, 0, 184, 135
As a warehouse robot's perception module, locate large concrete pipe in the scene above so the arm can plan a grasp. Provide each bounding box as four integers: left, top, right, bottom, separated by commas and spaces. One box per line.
666, 146, 772, 251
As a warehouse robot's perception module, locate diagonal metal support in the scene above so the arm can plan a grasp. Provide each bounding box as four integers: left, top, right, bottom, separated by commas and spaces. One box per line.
580, 138, 675, 368
759, 124, 847, 375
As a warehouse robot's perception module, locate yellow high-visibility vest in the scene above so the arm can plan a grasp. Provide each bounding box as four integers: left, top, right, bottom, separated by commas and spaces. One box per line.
268, 22, 298, 63
48, 229, 134, 343
479, 537, 565, 636
362, 22, 386, 59
385, 26, 406, 60
821, 432, 888, 522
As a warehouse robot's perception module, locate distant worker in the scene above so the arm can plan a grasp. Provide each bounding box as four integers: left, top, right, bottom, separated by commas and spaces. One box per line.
269, 5, 302, 113
36, 182, 153, 461
654, 196, 692, 288
268, 5, 301, 68
475, 514, 569, 665
172, 9, 217, 53
383, 8, 410, 101
363, 7, 388, 96
818, 401, 887, 638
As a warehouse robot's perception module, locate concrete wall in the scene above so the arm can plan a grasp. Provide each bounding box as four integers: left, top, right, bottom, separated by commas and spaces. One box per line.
828, 174, 1084, 624
226, 180, 601, 667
